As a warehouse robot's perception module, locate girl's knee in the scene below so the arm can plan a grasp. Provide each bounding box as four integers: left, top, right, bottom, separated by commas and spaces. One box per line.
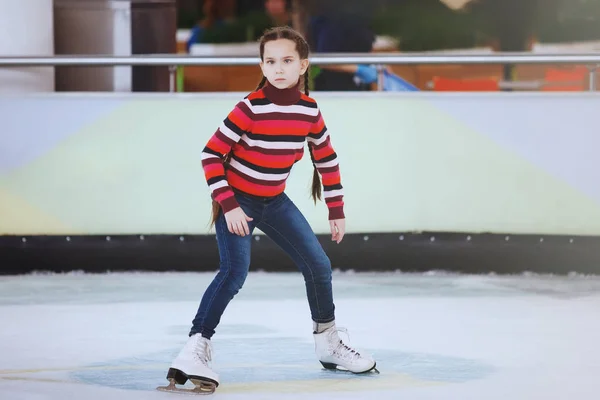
217, 266, 249, 295
229, 270, 249, 294
307, 254, 332, 283
218, 255, 251, 293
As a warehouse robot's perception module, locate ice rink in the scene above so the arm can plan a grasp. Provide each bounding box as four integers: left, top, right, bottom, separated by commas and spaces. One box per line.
1, 270, 599, 400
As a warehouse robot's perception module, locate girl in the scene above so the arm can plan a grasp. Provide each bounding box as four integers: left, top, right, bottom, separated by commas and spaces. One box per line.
159, 26, 377, 395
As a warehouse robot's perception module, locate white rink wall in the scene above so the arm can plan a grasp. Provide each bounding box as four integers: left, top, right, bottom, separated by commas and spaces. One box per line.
1, 92, 600, 236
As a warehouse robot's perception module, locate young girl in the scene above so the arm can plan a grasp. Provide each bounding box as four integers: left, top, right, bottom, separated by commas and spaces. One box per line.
159, 26, 377, 394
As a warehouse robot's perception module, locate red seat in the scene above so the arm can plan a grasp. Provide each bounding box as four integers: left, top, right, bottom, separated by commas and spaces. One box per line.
431, 76, 500, 91
542, 66, 588, 91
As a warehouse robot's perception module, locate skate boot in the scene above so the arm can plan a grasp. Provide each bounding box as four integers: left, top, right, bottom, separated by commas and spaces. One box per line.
157, 333, 220, 394
314, 324, 378, 374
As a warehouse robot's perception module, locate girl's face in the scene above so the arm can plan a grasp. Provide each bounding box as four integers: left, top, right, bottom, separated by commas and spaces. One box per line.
260, 39, 309, 89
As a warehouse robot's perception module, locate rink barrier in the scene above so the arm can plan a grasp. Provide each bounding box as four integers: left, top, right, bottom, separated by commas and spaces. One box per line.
1, 232, 599, 275
2, 92, 600, 275
1, 52, 599, 91
2, 93, 600, 237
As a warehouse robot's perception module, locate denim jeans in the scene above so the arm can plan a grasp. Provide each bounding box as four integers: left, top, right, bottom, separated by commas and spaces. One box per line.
190, 191, 335, 339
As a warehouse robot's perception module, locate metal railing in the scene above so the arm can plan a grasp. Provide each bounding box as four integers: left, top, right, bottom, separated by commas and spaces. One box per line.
1, 52, 599, 92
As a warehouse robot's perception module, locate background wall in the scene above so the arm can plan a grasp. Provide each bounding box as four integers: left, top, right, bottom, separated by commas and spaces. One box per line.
0, 0, 54, 92
2, 92, 599, 274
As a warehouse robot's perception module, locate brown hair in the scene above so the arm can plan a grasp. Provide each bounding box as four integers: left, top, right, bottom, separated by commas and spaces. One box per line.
210, 26, 320, 227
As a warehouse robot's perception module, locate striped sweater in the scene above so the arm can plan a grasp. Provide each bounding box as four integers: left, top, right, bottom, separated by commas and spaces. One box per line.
201, 83, 344, 220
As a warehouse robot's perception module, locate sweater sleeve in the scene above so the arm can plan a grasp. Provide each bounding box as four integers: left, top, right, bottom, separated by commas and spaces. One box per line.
201, 100, 253, 214
307, 108, 345, 220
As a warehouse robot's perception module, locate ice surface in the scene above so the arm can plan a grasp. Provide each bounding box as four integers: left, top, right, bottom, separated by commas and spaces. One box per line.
1, 271, 600, 400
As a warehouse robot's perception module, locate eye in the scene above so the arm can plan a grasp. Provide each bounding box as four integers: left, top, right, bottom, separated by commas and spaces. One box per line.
266, 60, 274, 64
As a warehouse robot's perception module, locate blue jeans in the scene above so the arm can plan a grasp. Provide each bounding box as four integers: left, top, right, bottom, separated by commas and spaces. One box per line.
190, 191, 335, 339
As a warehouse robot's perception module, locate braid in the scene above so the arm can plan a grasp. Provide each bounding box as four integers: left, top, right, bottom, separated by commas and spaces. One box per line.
309, 144, 322, 204
256, 75, 267, 91
303, 63, 320, 203
209, 151, 233, 228
304, 69, 310, 95
304, 66, 320, 202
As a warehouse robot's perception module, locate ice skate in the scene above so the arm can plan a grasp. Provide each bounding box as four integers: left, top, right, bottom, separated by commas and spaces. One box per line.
314, 324, 378, 374
157, 333, 220, 395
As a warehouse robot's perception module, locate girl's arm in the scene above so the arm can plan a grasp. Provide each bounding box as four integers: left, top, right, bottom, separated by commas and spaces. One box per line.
201, 100, 253, 213
307, 109, 345, 221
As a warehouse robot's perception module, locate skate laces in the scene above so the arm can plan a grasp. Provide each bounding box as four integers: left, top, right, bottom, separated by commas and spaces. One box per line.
191, 336, 212, 365
328, 327, 362, 362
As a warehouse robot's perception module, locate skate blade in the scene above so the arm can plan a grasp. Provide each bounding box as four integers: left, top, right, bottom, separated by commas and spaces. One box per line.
156, 378, 217, 395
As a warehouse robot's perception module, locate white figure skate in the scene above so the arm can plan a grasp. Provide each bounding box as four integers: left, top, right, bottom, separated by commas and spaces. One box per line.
314, 325, 378, 374
157, 334, 220, 394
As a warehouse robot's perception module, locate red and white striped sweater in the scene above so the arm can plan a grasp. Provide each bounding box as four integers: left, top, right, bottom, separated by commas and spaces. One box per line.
201, 83, 344, 220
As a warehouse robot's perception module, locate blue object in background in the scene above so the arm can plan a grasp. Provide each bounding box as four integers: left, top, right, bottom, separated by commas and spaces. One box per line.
355, 65, 379, 84
186, 25, 205, 52
383, 69, 419, 91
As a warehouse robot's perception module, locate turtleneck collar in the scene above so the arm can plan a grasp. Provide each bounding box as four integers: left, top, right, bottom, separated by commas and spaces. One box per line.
262, 81, 302, 106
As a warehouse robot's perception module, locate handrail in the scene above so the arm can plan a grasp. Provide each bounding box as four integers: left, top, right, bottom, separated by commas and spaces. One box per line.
0, 52, 598, 92
0, 52, 600, 66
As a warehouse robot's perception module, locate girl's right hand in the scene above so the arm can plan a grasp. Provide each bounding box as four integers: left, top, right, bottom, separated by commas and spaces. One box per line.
224, 207, 254, 236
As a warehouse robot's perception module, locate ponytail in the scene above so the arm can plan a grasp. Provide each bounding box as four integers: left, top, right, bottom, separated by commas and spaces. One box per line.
209, 152, 232, 228
256, 75, 267, 91
304, 68, 322, 204
310, 157, 322, 204
210, 200, 221, 228
303, 68, 310, 95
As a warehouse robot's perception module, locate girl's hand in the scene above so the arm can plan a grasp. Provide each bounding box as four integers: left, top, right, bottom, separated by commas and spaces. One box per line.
330, 219, 345, 244
224, 207, 253, 236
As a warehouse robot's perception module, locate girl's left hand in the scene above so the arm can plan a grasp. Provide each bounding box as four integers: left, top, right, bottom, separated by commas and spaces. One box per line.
330, 219, 345, 244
